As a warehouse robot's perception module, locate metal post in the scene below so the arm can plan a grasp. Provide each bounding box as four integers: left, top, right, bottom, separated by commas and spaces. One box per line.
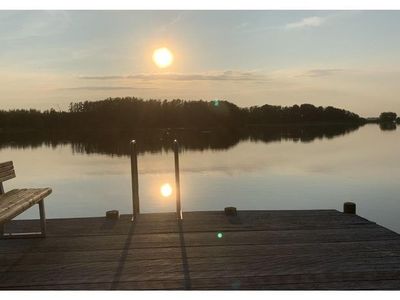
174, 140, 182, 219
130, 140, 140, 221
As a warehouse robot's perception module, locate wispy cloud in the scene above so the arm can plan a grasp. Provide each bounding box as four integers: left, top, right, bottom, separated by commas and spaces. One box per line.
79, 71, 267, 82
285, 16, 325, 30
303, 69, 346, 77
159, 13, 184, 32
235, 22, 249, 30
169, 14, 183, 26
59, 86, 156, 91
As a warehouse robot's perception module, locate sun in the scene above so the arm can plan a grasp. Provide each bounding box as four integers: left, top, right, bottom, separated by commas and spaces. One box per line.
160, 183, 173, 197
153, 47, 173, 68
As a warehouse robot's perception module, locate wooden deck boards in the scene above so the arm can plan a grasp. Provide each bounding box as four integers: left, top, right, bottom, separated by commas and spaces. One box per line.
1, 210, 400, 290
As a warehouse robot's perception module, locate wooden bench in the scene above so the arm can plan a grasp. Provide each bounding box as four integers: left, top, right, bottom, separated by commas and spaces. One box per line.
0, 161, 52, 238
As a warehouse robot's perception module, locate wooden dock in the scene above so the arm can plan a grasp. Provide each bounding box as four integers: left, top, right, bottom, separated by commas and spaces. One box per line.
1, 209, 400, 290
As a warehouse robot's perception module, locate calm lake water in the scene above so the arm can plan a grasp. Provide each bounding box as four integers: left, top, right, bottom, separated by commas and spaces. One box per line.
1, 124, 399, 232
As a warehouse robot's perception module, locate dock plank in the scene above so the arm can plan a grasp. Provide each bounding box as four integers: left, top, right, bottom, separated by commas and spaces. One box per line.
0, 227, 397, 254
4, 210, 372, 236
2, 239, 400, 267
1, 209, 400, 290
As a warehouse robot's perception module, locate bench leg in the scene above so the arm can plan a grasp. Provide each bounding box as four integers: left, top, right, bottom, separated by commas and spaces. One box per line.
39, 200, 46, 237
1, 201, 47, 239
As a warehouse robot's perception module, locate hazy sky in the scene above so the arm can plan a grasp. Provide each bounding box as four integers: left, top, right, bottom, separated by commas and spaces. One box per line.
1, 10, 400, 116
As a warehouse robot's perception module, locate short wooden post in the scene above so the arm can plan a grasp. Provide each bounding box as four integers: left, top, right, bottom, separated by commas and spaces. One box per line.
174, 140, 182, 220
38, 200, 46, 237
106, 210, 119, 220
224, 207, 237, 216
344, 202, 356, 214
130, 140, 140, 221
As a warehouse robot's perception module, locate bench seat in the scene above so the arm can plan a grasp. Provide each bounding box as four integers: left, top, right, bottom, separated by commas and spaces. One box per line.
1, 161, 52, 238
0, 188, 52, 224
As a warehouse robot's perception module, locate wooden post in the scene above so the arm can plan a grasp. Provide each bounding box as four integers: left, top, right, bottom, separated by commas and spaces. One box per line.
344, 202, 356, 214
130, 140, 140, 221
106, 210, 119, 220
174, 140, 182, 220
225, 207, 237, 216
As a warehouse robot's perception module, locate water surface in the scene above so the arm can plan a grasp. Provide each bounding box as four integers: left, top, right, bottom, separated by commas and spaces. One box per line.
1, 124, 399, 233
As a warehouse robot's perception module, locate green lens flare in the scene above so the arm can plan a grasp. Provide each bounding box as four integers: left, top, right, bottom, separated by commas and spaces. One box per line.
216, 232, 223, 239
213, 100, 220, 107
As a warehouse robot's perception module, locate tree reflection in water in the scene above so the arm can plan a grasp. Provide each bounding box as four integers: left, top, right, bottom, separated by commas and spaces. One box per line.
0, 123, 363, 157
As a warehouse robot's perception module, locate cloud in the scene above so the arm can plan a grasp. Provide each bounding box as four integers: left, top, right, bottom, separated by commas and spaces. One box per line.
236, 22, 249, 29
58, 86, 156, 91
169, 14, 183, 26
285, 16, 325, 30
79, 71, 267, 82
303, 69, 346, 77
159, 13, 184, 32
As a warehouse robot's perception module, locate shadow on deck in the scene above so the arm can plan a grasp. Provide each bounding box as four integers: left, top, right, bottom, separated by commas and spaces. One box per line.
1, 210, 400, 290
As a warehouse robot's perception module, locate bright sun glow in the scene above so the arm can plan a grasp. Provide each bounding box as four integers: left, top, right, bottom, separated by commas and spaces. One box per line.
160, 183, 173, 197
153, 47, 173, 68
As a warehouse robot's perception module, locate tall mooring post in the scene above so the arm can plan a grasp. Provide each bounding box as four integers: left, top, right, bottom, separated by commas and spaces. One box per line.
174, 140, 182, 219
130, 140, 140, 221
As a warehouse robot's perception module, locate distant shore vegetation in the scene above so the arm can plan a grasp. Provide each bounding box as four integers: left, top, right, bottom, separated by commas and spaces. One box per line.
0, 97, 394, 132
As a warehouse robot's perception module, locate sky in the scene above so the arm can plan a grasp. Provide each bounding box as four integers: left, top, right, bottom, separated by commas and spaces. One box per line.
1, 10, 400, 116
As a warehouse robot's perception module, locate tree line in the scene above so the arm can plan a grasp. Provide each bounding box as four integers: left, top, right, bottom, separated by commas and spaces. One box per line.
0, 97, 366, 132
379, 112, 399, 123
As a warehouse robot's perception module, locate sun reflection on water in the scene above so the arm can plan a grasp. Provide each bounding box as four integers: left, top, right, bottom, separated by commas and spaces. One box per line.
160, 183, 173, 197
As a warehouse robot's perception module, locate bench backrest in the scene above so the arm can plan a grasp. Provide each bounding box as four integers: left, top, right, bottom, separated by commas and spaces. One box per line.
0, 161, 16, 184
